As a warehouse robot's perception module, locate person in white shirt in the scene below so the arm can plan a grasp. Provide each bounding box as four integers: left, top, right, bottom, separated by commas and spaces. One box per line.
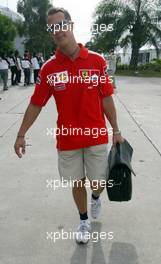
0, 53, 9, 91
31, 53, 40, 83
37, 52, 44, 68
21, 54, 31, 86
15, 50, 22, 84
107, 49, 117, 89
8, 52, 17, 85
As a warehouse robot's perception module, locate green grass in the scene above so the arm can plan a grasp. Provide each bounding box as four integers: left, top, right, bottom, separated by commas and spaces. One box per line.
116, 70, 161, 78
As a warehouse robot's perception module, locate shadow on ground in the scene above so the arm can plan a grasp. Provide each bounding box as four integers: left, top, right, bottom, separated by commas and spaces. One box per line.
70, 222, 138, 264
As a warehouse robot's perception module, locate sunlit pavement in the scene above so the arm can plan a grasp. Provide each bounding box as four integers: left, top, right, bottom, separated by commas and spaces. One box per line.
0, 76, 161, 264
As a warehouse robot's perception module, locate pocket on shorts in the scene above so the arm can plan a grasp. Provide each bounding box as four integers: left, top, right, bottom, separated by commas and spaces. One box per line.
89, 143, 108, 153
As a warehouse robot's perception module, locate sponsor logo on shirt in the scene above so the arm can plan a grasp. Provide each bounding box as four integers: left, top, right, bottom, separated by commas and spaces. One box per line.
54, 83, 66, 91
47, 71, 68, 85
81, 70, 89, 79
79, 69, 100, 80
57, 71, 68, 82
79, 69, 100, 88
90, 74, 99, 82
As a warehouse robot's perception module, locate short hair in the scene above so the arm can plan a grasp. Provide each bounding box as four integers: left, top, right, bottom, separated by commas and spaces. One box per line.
15, 50, 19, 56
47, 7, 72, 21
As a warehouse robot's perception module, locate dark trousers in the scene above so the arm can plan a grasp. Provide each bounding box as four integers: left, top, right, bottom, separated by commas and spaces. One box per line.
24, 68, 30, 85
0, 69, 8, 90
10, 66, 17, 85
15, 69, 21, 83
34, 69, 39, 83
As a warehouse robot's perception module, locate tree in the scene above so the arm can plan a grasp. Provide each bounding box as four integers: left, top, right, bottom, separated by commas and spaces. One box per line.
17, 0, 55, 58
90, 0, 161, 68
0, 14, 17, 54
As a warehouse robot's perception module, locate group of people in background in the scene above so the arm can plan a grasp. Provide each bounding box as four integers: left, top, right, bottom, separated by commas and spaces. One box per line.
0, 50, 45, 91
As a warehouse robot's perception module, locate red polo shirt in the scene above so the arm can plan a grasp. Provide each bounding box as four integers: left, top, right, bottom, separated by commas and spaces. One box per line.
30, 43, 113, 150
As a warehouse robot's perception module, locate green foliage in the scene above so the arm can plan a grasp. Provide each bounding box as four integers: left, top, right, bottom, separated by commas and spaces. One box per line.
90, 0, 161, 67
117, 60, 161, 72
151, 58, 161, 67
116, 64, 130, 70
0, 14, 17, 54
17, 0, 55, 57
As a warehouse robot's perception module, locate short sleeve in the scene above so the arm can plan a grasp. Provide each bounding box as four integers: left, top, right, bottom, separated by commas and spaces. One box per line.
30, 66, 53, 107
99, 57, 114, 98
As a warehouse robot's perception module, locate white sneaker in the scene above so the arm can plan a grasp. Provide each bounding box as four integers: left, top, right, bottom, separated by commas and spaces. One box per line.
75, 220, 91, 244
91, 196, 101, 219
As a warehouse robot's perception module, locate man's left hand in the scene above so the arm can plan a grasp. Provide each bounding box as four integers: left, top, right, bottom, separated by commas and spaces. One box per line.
113, 134, 124, 145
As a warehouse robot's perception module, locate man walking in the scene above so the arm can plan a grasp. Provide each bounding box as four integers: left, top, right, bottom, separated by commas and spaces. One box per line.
8, 52, 17, 86
0, 53, 9, 91
107, 49, 117, 89
15, 50, 22, 84
14, 8, 124, 244
31, 53, 40, 84
21, 54, 31, 86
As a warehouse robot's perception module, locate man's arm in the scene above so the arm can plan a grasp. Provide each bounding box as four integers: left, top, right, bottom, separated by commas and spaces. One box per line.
102, 96, 124, 144
14, 103, 42, 158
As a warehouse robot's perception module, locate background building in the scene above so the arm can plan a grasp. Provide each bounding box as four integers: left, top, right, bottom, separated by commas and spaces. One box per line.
0, 5, 25, 55
116, 44, 161, 65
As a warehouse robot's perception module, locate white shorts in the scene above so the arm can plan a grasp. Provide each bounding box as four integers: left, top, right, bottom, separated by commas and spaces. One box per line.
57, 144, 108, 182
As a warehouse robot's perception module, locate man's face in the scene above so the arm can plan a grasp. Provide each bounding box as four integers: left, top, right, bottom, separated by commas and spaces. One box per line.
47, 12, 73, 48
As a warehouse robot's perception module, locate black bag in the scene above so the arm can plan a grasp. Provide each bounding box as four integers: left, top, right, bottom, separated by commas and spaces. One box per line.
106, 139, 136, 202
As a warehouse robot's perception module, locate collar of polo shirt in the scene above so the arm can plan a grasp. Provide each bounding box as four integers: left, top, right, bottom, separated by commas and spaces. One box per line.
55, 43, 88, 62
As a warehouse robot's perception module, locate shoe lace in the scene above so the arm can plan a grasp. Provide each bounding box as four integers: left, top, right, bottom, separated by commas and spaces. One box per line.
79, 223, 88, 233
92, 200, 99, 210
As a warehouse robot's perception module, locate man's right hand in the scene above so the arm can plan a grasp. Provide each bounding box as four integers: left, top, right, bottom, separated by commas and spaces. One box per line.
13, 103, 42, 158
14, 137, 26, 158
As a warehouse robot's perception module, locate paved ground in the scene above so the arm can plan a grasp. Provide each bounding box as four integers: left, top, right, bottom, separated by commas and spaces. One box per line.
0, 76, 161, 264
